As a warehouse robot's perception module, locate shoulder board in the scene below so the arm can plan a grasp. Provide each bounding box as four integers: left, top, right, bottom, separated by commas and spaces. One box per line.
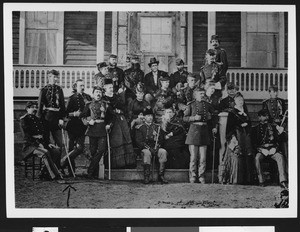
20, 113, 28, 120
187, 100, 195, 105
85, 100, 92, 105
136, 124, 144, 130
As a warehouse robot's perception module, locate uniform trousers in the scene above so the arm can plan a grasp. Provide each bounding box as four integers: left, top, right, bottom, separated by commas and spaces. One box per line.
88, 136, 107, 176
188, 145, 207, 183
141, 148, 167, 165
255, 152, 288, 184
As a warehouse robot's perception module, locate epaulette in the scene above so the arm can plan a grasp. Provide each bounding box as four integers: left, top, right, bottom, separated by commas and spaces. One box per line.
187, 100, 195, 105
135, 124, 144, 130
20, 113, 28, 120
85, 100, 92, 105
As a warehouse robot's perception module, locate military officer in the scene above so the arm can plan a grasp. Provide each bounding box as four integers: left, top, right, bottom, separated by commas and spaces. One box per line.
107, 54, 125, 93
135, 107, 168, 184
37, 69, 66, 160
210, 35, 228, 77
94, 62, 109, 88
183, 87, 218, 183
169, 58, 188, 89
252, 109, 288, 189
62, 79, 92, 176
20, 101, 63, 181
81, 86, 110, 179
199, 49, 227, 102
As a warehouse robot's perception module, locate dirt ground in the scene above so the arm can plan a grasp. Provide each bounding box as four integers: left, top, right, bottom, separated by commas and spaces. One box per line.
14, 164, 284, 209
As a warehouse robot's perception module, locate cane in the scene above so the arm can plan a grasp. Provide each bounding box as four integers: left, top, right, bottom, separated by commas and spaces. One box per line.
106, 128, 111, 180
61, 128, 76, 178
212, 133, 216, 184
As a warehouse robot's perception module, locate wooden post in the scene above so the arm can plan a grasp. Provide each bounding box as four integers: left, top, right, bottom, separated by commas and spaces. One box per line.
187, 12, 193, 72
97, 11, 105, 63
111, 11, 118, 56
19, 11, 25, 65
207, 12, 216, 49
241, 12, 247, 68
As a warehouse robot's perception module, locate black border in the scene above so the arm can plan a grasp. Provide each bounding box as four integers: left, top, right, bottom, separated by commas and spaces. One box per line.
1, 0, 299, 231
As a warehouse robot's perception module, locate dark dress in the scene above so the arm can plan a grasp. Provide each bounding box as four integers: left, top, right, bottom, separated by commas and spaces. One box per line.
103, 93, 136, 168
224, 107, 253, 184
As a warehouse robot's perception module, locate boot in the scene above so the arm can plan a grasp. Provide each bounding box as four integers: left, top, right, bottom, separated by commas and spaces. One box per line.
158, 162, 168, 184
143, 164, 150, 184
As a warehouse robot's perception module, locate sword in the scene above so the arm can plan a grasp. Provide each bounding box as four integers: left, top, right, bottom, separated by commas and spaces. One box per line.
212, 133, 216, 184
61, 128, 76, 178
106, 127, 111, 180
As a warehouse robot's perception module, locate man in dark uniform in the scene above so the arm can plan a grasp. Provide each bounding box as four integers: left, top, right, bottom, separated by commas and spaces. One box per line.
37, 69, 66, 162
20, 101, 63, 181
123, 55, 145, 104
135, 107, 168, 184
94, 62, 109, 88
199, 49, 227, 103
144, 57, 169, 104
81, 86, 110, 179
107, 54, 125, 93
62, 79, 92, 176
262, 85, 288, 162
183, 87, 218, 183
210, 34, 228, 77
252, 109, 288, 189
169, 58, 188, 90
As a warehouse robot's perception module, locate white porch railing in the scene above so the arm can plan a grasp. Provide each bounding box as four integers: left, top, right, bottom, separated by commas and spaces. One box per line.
13, 65, 288, 99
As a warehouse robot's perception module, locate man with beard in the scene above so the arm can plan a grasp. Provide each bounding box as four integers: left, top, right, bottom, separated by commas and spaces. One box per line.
169, 58, 188, 90
123, 55, 145, 104
81, 86, 109, 179
102, 79, 136, 168
62, 79, 92, 176
37, 69, 65, 172
161, 104, 189, 169
20, 101, 63, 181
252, 109, 288, 189
144, 57, 169, 104
107, 54, 125, 93
94, 62, 109, 88
135, 107, 168, 184
210, 34, 228, 77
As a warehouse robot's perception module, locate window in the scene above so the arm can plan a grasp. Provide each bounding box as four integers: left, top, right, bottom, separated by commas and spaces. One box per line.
140, 17, 172, 53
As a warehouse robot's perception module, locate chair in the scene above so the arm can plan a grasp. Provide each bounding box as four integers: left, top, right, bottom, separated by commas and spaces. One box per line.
24, 155, 43, 180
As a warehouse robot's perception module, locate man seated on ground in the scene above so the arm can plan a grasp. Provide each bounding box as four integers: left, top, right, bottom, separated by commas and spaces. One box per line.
20, 101, 63, 181
251, 109, 288, 189
161, 103, 189, 169
135, 107, 168, 184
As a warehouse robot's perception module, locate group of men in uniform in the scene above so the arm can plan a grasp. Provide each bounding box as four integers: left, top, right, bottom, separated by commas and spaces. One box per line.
20, 35, 288, 188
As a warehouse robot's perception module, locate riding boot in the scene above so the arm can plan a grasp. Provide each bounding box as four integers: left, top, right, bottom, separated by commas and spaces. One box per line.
143, 164, 150, 184
158, 162, 168, 184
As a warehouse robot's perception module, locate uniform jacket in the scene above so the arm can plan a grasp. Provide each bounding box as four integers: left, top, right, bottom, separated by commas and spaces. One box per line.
127, 98, 150, 122
169, 69, 188, 89
20, 113, 49, 158
200, 62, 227, 88
135, 123, 164, 150
107, 66, 125, 92
262, 98, 287, 124
94, 72, 107, 88
183, 100, 216, 124
124, 67, 144, 90
144, 70, 169, 95
162, 116, 186, 149
215, 47, 228, 76
37, 84, 66, 120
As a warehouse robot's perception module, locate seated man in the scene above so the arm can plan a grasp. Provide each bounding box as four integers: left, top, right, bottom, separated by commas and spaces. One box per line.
252, 109, 288, 189
161, 103, 189, 169
135, 107, 168, 184
20, 101, 63, 181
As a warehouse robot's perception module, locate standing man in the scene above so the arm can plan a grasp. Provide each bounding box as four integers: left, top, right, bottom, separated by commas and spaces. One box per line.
144, 57, 169, 104
62, 79, 92, 176
183, 87, 218, 183
94, 62, 109, 88
169, 58, 188, 90
81, 86, 109, 179
210, 35, 228, 77
20, 101, 63, 181
107, 54, 125, 93
135, 107, 168, 184
37, 69, 65, 165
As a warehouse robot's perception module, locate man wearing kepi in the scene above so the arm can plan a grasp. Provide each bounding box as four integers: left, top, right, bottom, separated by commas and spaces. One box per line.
169, 58, 188, 90
135, 107, 168, 184
62, 79, 92, 176
103, 78, 136, 168
81, 86, 109, 179
37, 69, 66, 164
184, 87, 218, 184
251, 109, 288, 189
20, 101, 63, 181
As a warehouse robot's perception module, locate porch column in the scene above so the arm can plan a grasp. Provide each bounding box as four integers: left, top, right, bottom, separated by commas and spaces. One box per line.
97, 12, 105, 63
111, 11, 118, 55
278, 12, 285, 68
187, 12, 193, 72
19, 12, 25, 65
207, 12, 216, 49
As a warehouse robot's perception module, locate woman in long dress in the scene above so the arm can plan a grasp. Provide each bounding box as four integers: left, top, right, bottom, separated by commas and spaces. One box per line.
224, 92, 253, 184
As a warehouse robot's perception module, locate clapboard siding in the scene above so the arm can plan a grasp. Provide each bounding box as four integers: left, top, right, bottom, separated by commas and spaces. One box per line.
192, 12, 208, 73
64, 12, 97, 65
216, 12, 241, 68
284, 12, 288, 68
13, 11, 20, 64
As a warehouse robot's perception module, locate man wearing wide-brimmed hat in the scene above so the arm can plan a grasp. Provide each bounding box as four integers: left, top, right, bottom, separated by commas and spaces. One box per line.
144, 57, 169, 104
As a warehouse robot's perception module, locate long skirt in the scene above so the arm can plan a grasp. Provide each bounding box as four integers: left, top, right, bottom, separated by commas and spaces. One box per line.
109, 115, 136, 168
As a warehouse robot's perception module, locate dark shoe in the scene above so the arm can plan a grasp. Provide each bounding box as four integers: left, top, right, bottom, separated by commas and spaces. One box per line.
158, 162, 168, 184
143, 164, 150, 184
158, 174, 168, 184
259, 182, 266, 187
